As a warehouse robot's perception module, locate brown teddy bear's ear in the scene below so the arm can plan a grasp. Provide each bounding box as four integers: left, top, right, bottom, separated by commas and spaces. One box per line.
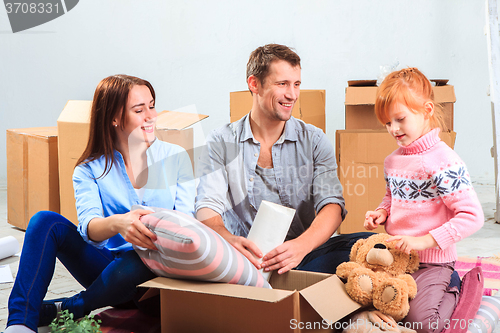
406, 250, 420, 273
349, 238, 365, 262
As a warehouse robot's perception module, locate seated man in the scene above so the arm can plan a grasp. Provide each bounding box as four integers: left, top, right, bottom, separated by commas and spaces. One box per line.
196, 43, 372, 275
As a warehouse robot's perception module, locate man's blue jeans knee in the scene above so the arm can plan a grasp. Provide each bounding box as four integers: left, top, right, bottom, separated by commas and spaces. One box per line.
296, 232, 374, 274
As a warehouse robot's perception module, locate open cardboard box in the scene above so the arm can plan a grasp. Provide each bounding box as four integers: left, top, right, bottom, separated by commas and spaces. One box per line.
344, 80, 456, 130
6, 127, 60, 229
230, 90, 326, 133
57, 100, 208, 224
140, 269, 361, 333
335, 129, 456, 234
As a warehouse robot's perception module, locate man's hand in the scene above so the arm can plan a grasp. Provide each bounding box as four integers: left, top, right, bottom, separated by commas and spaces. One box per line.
225, 235, 263, 269
364, 209, 388, 230
385, 234, 438, 254
260, 238, 310, 275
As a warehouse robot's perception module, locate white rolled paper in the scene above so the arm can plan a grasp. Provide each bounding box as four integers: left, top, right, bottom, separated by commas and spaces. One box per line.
247, 201, 296, 280
0, 236, 20, 260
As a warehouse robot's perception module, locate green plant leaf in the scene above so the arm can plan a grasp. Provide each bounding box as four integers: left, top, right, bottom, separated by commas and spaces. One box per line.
50, 309, 102, 333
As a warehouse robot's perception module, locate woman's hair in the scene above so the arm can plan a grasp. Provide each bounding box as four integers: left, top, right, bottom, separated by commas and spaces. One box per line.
375, 67, 445, 130
76, 74, 156, 178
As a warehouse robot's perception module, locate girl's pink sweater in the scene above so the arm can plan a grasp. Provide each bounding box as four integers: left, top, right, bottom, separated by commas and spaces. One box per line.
377, 128, 484, 264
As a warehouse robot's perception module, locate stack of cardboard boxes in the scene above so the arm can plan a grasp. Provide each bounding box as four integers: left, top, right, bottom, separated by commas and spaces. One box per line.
336, 80, 457, 234
6, 127, 60, 229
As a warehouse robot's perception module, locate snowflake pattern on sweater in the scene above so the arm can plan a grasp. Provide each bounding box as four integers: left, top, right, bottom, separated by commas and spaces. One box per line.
386, 164, 473, 202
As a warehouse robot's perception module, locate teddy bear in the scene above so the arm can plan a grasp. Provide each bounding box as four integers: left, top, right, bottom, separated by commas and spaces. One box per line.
336, 233, 420, 322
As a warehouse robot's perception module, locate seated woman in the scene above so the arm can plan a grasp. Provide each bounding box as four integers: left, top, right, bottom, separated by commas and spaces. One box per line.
6, 74, 195, 332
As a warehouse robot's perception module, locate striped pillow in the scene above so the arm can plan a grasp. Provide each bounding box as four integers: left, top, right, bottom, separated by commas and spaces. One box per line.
134, 208, 271, 289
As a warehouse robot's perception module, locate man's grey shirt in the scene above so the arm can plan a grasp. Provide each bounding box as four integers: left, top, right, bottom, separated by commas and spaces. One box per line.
195, 114, 347, 241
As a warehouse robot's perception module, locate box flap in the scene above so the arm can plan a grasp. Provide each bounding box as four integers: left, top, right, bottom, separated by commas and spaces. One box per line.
347, 79, 449, 87
139, 277, 295, 303
7, 127, 58, 138
155, 110, 209, 130
269, 269, 331, 291
347, 80, 377, 87
300, 275, 361, 323
138, 287, 160, 302
431, 79, 449, 86
345, 80, 455, 106
345, 86, 378, 105
57, 100, 92, 124
433, 85, 456, 103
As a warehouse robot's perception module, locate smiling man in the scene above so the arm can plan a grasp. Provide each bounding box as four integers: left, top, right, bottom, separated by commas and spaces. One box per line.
196, 44, 372, 275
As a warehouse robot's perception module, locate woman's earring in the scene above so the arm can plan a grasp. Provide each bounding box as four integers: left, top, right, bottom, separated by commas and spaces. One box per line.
114, 124, 118, 127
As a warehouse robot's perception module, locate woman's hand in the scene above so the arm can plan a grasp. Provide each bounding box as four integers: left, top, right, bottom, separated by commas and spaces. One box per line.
115, 209, 157, 250
364, 209, 388, 230
385, 234, 438, 254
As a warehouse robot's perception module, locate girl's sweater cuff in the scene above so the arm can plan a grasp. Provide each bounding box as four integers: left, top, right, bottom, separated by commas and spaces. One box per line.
429, 227, 455, 250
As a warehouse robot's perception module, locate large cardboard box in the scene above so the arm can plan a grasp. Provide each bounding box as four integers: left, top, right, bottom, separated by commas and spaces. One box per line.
57, 100, 208, 224
335, 130, 456, 234
344, 80, 456, 130
6, 127, 60, 229
140, 270, 361, 333
230, 90, 326, 132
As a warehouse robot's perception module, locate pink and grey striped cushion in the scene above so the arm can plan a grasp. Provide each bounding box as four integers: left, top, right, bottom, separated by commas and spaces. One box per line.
134, 208, 271, 289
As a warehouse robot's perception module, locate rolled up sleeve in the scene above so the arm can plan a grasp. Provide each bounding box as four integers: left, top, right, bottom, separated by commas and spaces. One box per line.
73, 164, 108, 249
195, 131, 230, 217
312, 131, 347, 220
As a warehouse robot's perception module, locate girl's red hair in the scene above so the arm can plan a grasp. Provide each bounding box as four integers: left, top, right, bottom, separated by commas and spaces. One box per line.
375, 67, 445, 130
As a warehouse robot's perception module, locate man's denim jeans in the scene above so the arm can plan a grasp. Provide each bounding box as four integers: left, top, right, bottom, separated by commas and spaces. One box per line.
296, 232, 374, 273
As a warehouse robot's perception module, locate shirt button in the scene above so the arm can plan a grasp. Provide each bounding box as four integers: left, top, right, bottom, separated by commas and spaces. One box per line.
254, 153, 258, 157
249, 178, 254, 182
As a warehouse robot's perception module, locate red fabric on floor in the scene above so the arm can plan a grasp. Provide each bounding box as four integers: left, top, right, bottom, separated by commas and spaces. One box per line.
95, 309, 160, 333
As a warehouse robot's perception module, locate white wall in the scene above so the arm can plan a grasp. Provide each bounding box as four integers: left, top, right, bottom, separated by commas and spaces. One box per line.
0, 0, 494, 187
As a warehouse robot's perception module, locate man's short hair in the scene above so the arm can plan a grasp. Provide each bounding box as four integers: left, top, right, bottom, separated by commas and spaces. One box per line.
246, 44, 301, 86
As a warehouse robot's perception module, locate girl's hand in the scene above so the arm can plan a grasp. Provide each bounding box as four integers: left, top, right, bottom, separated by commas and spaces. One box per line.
116, 209, 157, 250
385, 234, 438, 254
364, 209, 388, 230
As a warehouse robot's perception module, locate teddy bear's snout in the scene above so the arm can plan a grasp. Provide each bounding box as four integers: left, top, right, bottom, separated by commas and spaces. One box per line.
366, 247, 394, 267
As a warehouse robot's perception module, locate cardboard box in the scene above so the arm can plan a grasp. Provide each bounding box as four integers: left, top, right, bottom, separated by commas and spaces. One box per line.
335, 130, 456, 234
140, 270, 361, 333
230, 90, 326, 132
57, 100, 208, 224
6, 127, 60, 229
154, 110, 208, 165
344, 80, 456, 130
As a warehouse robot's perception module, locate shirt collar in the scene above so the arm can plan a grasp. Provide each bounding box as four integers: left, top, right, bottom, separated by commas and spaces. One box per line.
240, 112, 299, 143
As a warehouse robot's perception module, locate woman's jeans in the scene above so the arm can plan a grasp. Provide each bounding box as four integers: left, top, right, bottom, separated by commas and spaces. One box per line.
7, 211, 157, 330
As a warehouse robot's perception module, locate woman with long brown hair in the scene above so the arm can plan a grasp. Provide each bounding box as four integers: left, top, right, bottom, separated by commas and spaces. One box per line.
6, 75, 195, 332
